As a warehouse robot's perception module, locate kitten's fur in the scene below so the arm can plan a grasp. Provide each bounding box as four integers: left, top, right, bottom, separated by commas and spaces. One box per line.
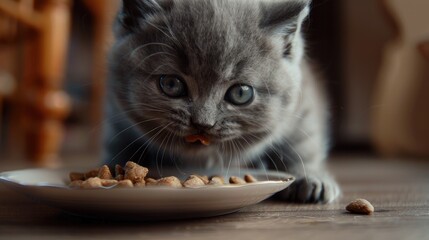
104, 0, 340, 203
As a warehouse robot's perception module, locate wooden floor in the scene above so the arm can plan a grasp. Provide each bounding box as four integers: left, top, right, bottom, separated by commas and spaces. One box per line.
0, 154, 428, 240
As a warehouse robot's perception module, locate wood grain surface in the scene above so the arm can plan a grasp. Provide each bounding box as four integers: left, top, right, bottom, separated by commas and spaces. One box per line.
0, 155, 428, 240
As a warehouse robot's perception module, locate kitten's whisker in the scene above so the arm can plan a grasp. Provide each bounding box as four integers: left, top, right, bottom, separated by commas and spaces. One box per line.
129, 42, 174, 59
108, 118, 162, 144
159, 14, 181, 48
230, 139, 242, 177
139, 56, 175, 73
283, 137, 308, 182
263, 150, 280, 176
164, 131, 183, 175
89, 108, 147, 135
224, 140, 233, 178
235, 137, 257, 175
172, 131, 186, 175
141, 109, 170, 114
133, 52, 176, 73
218, 142, 225, 173
129, 103, 166, 108
138, 62, 182, 80
107, 124, 164, 165
129, 103, 169, 110
237, 136, 256, 169
155, 128, 171, 176
243, 133, 278, 176
145, 20, 180, 46
137, 122, 173, 166
246, 131, 289, 173
239, 134, 271, 181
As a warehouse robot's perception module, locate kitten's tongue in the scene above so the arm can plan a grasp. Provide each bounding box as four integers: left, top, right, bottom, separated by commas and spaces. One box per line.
185, 134, 211, 146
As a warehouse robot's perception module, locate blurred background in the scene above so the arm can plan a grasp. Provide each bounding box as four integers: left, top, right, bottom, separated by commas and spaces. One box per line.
0, 0, 428, 167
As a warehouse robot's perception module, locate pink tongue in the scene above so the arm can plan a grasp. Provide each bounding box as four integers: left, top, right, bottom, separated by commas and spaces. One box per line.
185, 135, 210, 146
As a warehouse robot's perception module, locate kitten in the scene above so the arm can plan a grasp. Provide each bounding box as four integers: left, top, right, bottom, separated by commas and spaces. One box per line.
104, 0, 340, 203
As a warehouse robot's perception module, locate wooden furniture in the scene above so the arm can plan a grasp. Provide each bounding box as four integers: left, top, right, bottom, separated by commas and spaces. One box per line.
0, 0, 72, 166
0, 5, 19, 150
0, 71, 15, 143
82, 0, 119, 150
372, 0, 429, 157
1, 155, 428, 239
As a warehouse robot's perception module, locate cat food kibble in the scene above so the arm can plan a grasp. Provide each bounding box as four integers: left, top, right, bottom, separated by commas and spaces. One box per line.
229, 176, 246, 184
208, 176, 225, 185
98, 165, 113, 179
81, 177, 103, 189
84, 169, 99, 179
71, 177, 119, 188
115, 164, 124, 176
100, 179, 119, 187
194, 174, 209, 184
114, 165, 125, 180
124, 161, 149, 184
134, 181, 146, 187
156, 176, 182, 188
69, 172, 85, 182
69, 169, 99, 182
183, 175, 206, 187
68, 161, 260, 189
69, 180, 84, 188
116, 179, 134, 188
346, 199, 374, 215
115, 174, 124, 181
145, 178, 158, 186
244, 174, 258, 183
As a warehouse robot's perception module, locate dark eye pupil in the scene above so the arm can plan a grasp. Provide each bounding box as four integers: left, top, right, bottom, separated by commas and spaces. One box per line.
166, 79, 176, 88
238, 87, 247, 98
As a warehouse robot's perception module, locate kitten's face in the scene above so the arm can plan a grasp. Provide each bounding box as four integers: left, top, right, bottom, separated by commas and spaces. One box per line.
110, 0, 309, 160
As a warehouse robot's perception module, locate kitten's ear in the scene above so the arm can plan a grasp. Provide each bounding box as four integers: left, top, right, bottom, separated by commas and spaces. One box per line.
259, 0, 310, 57
117, 0, 173, 33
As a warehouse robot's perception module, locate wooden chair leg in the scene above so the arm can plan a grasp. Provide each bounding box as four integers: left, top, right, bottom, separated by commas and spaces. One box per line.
5, 29, 38, 157
0, 94, 2, 146
88, 15, 110, 151
84, 0, 119, 152
25, 0, 71, 166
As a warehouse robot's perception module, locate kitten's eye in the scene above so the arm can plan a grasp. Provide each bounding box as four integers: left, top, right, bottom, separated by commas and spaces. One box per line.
225, 84, 254, 106
159, 75, 187, 98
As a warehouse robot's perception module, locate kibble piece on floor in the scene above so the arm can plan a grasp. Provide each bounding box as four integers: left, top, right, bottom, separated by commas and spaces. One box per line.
346, 199, 374, 215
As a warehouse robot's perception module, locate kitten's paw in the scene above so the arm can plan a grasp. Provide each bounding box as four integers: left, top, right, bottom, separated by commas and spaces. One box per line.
277, 175, 340, 203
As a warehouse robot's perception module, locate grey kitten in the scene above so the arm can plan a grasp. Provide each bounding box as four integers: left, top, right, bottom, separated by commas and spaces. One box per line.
104, 0, 340, 203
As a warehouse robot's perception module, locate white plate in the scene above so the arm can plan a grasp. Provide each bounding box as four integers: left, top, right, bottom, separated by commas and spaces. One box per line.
0, 168, 294, 220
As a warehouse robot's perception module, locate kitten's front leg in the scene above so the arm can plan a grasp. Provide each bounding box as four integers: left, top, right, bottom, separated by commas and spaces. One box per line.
273, 126, 341, 203
278, 166, 340, 203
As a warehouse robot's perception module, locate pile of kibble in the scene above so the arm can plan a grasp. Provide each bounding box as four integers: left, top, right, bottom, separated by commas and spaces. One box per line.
69, 161, 258, 189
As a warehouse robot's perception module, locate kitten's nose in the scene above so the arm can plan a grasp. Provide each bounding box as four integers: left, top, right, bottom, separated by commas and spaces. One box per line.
191, 118, 215, 131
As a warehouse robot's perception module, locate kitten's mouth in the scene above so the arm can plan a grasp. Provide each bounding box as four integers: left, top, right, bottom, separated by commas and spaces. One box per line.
184, 134, 211, 146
